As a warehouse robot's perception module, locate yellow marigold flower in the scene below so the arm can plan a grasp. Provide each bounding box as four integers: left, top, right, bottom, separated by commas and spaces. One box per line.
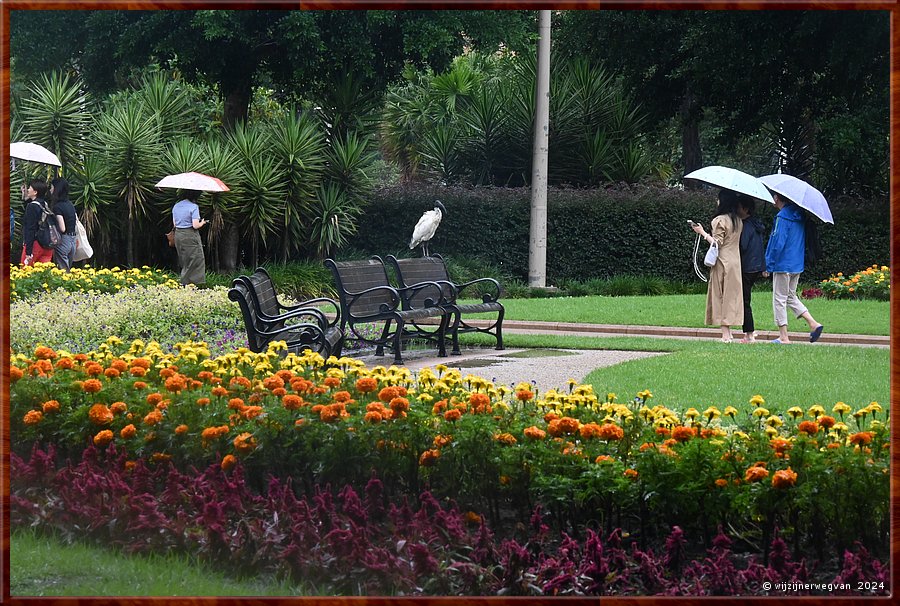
752, 407, 769, 418
684, 408, 700, 420
703, 406, 721, 420
723, 406, 738, 419
867, 401, 882, 414
749, 395, 765, 406
807, 404, 825, 419
766, 415, 784, 428
637, 389, 653, 400
764, 426, 779, 437
832, 402, 851, 416
786, 406, 804, 420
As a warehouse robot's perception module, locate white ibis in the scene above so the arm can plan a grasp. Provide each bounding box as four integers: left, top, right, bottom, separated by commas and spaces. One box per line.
408, 200, 446, 257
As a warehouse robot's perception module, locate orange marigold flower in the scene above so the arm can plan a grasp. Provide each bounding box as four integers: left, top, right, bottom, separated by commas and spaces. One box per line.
772, 467, 798, 489
159, 367, 177, 379
523, 426, 547, 440
133, 381, 148, 390
73, 353, 88, 362
120, 424, 137, 439
82, 379, 103, 394
465, 511, 481, 525
744, 466, 770, 483
146, 392, 164, 406
356, 377, 378, 393
34, 346, 58, 360
364, 411, 383, 424
516, 389, 534, 401
333, 390, 353, 403
848, 431, 874, 446
110, 401, 127, 414
84, 362, 103, 376
715, 479, 728, 488
547, 419, 563, 437
241, 405, 264, 421
598, 423, 625, 441
469, 392, 491, 408
390, 397, 410, 413
444, 409, 462, 422
282, 394, 304, 410
494, 432, 518, 446
770, 438, 792, 454
233, 432, 257, 453
818, 415, 836, 429
89, 404, 114, 426
579, 422, 602, 440
671, 426, 696, 442
151, 453, 171, 463
433, 434, 453, 448
321, 376, 340, 389
109, 359, 128, 372
211, 386, 229, 398
124, 461, 137, 472
131, 358, 151, 369
93, 430, 114, 447
196, 398, 210, 406
797, 420, 819, 435
198, 371, 214, 381
291, 378, 313, 393
42, 400, 61, 414
228, 397, 245, 410
201, 426, 228, 442
623, 469, 639, 479
826, 442, 841, 450
271, 387, 287, 397
418, 449, 440, 467
320, 407, 340, 422
221, 454, 237, 472
10, 366, 24, 382
164, 375, 187, 392
229, 376, 251, 389
391, 408, 407, 420
655, 426, 671, 437
263, 376, 286, 391
23, 410, 43, 425
595, 455, 614, 464
544, 411, 560, 423
143, 410, 163, 426
555, 417, 580, 435
55, 358, 75, 370
377, 386, 400, 403
175, 424, 189, 435
639, 442, 656, 452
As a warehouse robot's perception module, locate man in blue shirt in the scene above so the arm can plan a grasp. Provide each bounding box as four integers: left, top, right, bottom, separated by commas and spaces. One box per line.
764, 192, 824, 344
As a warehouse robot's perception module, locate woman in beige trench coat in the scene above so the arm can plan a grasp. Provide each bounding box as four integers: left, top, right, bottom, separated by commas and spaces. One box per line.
692, 190, 744, 342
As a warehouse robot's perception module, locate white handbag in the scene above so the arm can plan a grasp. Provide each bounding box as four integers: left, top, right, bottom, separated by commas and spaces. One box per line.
72, 217, 93, 262
703, 241, 719, 267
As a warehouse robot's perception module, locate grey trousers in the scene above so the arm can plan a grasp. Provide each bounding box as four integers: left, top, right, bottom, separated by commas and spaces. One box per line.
772, 272, 808, 327
53, 233, 77, 271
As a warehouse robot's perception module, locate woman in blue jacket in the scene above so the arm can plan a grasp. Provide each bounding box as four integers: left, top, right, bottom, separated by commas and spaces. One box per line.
764, 193, 824, 343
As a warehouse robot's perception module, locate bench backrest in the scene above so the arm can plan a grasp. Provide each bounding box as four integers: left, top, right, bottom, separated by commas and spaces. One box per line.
241, 268, 285, 330
325, 258, 395, 318
227, 280, 267, 352
388, 255, 455, 307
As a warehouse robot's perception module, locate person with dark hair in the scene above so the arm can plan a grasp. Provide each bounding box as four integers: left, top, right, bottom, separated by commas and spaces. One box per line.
691, 189, 744, 342
171, 189, 208, 286
736, 196, 766, 342
50, 177, 78, 271
20, 178, 54, 266
764, 192, 824, 344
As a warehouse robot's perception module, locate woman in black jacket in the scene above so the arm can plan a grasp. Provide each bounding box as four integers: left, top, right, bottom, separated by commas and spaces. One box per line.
50, 177, 78, 270
20, 179, 54, 266
736, 196, 767, 342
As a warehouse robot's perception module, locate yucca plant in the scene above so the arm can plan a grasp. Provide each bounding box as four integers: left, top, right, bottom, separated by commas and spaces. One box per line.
268, 110, 327, 261
419, 120, 464, 184
315, 74, 380, 142
68, 153, 114, 258
19, 71, 90, 175
309, 184, 360, 259
136, 71, 198, 142
380, 83, 432, 182
459, 85, 510, 186
325, 131, 377, 202
202, 138, 244, 271
238, 155, 287, 268
91, 101, 164, 267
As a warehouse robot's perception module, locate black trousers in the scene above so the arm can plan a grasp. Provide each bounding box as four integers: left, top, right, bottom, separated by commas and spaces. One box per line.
742, 271, 762, 334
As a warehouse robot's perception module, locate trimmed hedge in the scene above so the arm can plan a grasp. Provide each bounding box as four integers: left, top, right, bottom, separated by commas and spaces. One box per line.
352, 185, 889, 283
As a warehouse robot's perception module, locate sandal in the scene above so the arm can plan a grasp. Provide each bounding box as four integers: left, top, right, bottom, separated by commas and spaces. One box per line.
810, 325, 824, 343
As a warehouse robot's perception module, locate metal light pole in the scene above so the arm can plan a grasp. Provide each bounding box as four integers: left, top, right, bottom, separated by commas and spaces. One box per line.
528, 10, 551, 287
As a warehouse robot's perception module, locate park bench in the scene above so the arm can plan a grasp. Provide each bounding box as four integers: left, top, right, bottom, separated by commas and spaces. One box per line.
324, 256, 451, 364
228, 268, 344, 358
386, 254, 504, 354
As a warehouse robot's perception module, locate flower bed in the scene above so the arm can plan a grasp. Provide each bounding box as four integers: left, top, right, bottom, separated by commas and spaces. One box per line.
11, 444, 888, 596
820, 264, 890, 300
10, 340, 889, 582
11, 262, 179, 301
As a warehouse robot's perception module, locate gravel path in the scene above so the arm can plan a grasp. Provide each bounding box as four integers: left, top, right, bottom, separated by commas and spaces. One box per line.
353, 346, 668, 392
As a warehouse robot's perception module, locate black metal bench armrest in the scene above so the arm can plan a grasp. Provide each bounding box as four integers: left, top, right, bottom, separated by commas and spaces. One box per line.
234, 275, 333, 328
270, 306, 334, 331
456, 277, 502, 303
284, 296, 341, 327
397, 280, 447, 307
345, 284, 403, 315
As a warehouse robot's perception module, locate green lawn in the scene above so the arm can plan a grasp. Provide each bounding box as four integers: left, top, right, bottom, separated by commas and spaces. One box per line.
10, 529, 304, 597
460, 332, 889, 415
465, 294, 889, 335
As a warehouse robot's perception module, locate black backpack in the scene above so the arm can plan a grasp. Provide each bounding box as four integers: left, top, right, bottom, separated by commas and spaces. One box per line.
804, 213, 822, 264
34, 200, 60, 249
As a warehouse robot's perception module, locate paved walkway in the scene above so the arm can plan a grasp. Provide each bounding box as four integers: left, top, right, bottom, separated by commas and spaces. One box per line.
349, 321, 887, 392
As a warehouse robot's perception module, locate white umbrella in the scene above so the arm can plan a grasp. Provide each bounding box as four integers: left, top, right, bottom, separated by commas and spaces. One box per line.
10, 142, 62, 166
684, 165, 774, 204
758, 174, 833, 224
156, 171, 230, 192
